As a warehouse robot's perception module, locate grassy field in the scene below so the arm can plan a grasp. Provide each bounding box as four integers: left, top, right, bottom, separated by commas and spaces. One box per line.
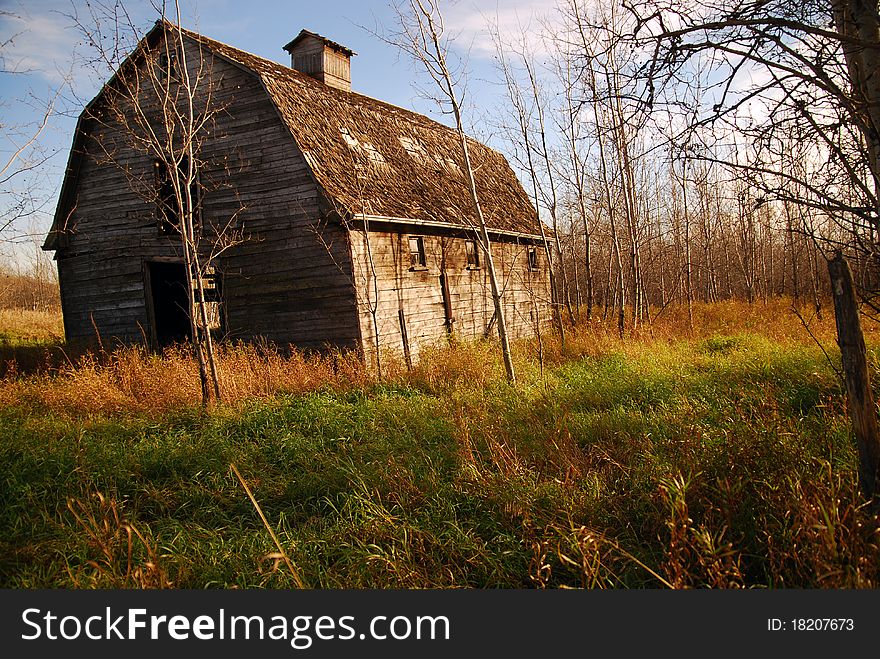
1, 300, 878, 588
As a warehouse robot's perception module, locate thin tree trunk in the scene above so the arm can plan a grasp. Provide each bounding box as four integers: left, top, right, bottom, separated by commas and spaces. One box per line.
174, 12, 220, 404
571, 236, 582, 320
682, 159, 694, 328
493, 34, 565, 348
585, 49, 624, 334
811, 234, 823, 319
421, 9, 515, 381
604, 242, 613, 321
364, 220, 382, 380
585, 223, 593, 321
523, 55, 575, 326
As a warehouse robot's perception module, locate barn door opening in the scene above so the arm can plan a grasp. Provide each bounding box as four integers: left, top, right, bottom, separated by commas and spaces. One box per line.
146, 261, 191, 347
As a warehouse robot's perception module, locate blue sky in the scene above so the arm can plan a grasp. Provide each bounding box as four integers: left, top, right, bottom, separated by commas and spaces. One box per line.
0, 0, 557, 263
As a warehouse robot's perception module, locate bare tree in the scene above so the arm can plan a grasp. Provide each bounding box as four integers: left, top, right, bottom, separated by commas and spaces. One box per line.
553, 37, 595, 322
628, 0, 880, 281
626, 0, 880, 499
458, 1, 833, 338
70, 0, 247, 406
0, 100, 54, 236
0, 9, 67, 244
562, 0, 651, 335
519, 51, 575, 328
490, 21, 567, 346
389, 0, 516, 381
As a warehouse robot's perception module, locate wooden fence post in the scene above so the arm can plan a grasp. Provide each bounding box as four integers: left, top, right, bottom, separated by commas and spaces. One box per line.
828, 252, 880, 506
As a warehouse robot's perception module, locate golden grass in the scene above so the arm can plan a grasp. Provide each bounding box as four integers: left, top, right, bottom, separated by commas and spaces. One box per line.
0, 297, 860, 419
0, 308, 64, 344
0, 344, 371, 418
510, 298, 857, 374
568, 298, 844, 347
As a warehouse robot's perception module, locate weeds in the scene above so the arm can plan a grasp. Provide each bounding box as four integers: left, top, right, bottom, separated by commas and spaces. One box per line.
231, 462, 307, 588
65, 490, 171, 588
1, 299, 878, 588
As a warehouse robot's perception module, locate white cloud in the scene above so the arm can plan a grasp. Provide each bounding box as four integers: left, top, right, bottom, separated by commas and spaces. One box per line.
0, 6, 77, 84
440, 0, 560, 58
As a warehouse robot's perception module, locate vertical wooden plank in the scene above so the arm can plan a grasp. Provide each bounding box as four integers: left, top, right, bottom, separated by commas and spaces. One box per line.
440, 271, 454, 335
398, 307, 412, 370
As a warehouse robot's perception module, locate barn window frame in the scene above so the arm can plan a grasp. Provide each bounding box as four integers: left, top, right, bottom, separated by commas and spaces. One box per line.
408, 235, 427, 269
154, 157, 201, 237
157, 48, 181, 83
465, 239, 480, 269
527, 246, 539, 271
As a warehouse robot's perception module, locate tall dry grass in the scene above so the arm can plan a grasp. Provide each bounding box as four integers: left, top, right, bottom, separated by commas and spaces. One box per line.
1, 343, 372, 417
2, 297, 878, 588
544, 298, 849, 359
65, 490, 172, 588
0, 270, 60, 313
0, 308, 64, 344
0, 297, 857, 419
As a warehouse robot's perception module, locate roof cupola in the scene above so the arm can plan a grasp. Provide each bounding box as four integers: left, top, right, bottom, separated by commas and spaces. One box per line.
283, 29, 355, 92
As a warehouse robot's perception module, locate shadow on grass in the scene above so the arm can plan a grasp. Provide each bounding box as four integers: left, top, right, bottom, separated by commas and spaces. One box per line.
0, 342, 73, 377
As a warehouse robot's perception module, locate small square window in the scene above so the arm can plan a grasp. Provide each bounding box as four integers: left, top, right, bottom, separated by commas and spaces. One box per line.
408, 235, 426, 268
527, 246, 539, 271
465, 239, 480, 269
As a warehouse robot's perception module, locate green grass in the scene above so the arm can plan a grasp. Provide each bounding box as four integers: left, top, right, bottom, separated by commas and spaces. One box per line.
0, 331, 877, 588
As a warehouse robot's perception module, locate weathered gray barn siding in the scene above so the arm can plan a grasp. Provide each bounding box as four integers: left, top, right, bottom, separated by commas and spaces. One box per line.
48, 22, 551, 361
349, 227, 552, 361
53, 39, 360, 351
54, 124, 185, 346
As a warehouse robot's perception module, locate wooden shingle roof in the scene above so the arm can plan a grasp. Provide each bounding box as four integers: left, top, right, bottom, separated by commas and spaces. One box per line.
45, 22, 543, 251
283, 29, 356, 57
181, 26, 541, 235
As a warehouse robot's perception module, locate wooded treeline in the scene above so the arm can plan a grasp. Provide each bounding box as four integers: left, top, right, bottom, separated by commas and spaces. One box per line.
531, 149, 829, 326
480, 0, 880, 504
486, 0, 880, 332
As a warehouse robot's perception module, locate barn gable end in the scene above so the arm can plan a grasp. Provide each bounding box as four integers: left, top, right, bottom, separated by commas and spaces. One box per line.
46, 26, 361, 351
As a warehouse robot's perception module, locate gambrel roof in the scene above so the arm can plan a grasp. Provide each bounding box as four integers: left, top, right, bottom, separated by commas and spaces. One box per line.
45, 21, 542, 251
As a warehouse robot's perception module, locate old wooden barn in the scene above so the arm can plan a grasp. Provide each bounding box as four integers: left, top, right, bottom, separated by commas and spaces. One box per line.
43, 21, 552, 361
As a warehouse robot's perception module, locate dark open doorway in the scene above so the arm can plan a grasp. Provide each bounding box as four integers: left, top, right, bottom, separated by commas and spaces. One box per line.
147, 261, 191, 347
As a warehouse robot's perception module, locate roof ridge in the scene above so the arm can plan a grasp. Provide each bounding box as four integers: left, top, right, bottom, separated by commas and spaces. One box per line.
175, 24, 497, 153
46, 20, 541, 242
283, 28, 356, 56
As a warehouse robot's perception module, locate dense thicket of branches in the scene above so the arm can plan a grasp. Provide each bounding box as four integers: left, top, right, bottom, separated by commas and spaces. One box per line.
489, 0, 880, 331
